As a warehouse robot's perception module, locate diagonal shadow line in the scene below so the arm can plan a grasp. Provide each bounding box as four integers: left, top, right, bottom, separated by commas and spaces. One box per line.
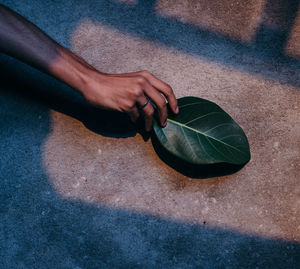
1, 66, 300, 267
0, 55, 247, 179
63, 0, 300, 87
1, 2, 300, 267
255, 0, 300, 56
0, 55, 139, 139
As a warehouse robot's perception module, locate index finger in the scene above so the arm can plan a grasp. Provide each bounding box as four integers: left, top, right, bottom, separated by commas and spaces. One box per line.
140, 71, 179, 114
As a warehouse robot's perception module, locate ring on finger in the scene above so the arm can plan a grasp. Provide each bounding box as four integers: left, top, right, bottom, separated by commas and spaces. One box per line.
139, 96, 150, 109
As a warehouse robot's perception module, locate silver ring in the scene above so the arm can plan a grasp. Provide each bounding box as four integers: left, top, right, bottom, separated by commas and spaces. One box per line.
139, 97, 150, 109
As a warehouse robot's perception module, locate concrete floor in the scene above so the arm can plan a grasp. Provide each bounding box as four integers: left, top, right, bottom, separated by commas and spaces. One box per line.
1, 0, 300, 268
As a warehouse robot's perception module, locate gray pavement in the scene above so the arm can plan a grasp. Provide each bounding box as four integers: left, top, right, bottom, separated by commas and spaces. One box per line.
1, 0, 300, 268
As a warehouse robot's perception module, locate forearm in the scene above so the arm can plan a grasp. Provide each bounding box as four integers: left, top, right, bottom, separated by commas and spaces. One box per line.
0, 4, 95, 91
0, 4, 178, 130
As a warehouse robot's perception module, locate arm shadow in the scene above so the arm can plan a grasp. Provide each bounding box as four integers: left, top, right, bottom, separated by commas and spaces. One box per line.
0, 55, 138, 139
0, 55, 246, 179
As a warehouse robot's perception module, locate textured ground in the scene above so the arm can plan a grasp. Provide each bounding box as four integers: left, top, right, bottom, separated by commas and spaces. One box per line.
0, 0, 300, 268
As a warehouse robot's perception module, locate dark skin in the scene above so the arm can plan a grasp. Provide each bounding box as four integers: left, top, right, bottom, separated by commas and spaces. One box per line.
0, 4, 179, 131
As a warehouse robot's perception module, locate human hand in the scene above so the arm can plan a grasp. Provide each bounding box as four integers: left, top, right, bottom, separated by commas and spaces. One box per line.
80, 70, 179, 132
0, 5, 178, 132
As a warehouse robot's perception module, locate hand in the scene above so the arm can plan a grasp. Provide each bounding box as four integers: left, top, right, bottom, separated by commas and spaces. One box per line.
80, 70, 179, 131
0, 5, 179, 131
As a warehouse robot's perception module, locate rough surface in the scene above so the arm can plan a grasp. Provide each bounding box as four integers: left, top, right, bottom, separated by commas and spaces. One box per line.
1, 0, 300, 268
155, 0, 266, 42
286, 7, 300, 58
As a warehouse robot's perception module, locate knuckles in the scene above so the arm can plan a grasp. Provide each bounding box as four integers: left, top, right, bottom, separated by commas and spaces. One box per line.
139, 70, 150, 77
164, 85, 172, 95
122, 100, 136, 112
131, 86, 142, 97
157, 98, 167, 109
135, 75, 147, 86
145, 107, 154, 117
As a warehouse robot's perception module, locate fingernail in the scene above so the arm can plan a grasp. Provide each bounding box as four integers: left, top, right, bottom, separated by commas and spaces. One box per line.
163, 121, 167, 127
175, 107, 179, 114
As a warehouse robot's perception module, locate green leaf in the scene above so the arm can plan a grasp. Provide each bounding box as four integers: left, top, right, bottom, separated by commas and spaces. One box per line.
153, 96, 251, 165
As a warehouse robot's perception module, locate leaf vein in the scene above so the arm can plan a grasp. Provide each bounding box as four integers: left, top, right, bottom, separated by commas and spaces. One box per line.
219, 134, 245, 141
205, 136, 231, 162
204, 123, 237, 134
180, 126, 198, 160
178, 101, 211, 109
167, 119, 248, 156
184, 112, 223, 125
196, 133, 214, 161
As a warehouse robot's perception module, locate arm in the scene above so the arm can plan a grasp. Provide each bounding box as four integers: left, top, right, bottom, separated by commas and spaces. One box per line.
0, 4, 178, 131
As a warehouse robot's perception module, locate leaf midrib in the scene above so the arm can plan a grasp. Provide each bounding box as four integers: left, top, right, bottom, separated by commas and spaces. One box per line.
167, 118, 248, 157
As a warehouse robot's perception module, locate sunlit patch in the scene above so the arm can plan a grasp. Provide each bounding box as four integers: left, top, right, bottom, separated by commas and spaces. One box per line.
42, 19, 300, 242
286, 9, 300, 58
154, 0, 266, 42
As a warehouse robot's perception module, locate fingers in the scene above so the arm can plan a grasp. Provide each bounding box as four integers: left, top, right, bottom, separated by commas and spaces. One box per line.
141, 80, 168, 127
111, 70, 179, 114
107, 70, 178, 132
128, 106, 140, 123
137, 95, 154, 132
139, 71, 179, 114
143, 105, 154, 132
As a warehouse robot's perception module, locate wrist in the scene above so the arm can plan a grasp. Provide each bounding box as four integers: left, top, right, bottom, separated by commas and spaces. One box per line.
49, 46, 105, 94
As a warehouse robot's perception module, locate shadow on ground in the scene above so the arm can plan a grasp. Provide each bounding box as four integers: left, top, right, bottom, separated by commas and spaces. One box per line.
151, 133, 245, 179
59, 0, 300, 87
1, 0, 300, 267
0, 57, 245, 179
1, 55, 300, 268
5, 0, 300, 87
0, 55, 138, 139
